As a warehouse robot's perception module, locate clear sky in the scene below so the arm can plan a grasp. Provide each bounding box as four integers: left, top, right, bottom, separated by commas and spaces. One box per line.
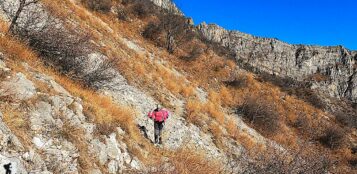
173, 0, 357, 50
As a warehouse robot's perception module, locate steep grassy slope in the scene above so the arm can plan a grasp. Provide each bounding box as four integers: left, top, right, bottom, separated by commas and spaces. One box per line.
0, 0, 356, 173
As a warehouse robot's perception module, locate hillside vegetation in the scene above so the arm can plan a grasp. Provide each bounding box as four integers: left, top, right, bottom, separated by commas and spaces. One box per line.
0, 0, 356, 173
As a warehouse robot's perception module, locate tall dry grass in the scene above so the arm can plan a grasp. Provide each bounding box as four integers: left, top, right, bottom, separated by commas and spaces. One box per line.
148, 148, 222, 174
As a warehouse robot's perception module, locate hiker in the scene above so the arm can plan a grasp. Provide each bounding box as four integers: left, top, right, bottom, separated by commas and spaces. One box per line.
148, 106, 170, 144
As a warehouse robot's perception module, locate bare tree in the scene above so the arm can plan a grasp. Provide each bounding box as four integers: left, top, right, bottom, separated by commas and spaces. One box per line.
143, 13, 195, 54
159, 14, 195, 53
1, 0, 41, 33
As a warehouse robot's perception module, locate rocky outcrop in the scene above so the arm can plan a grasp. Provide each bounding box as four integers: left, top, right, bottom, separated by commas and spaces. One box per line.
149, 0, 183, 15
198, 23, 356, 102
0, 58, 142, 173
0, 73, 36, 101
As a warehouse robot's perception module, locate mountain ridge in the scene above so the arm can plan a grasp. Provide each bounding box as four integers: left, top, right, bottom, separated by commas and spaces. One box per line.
149, 0, 356, 103
197, 22, 356, 102
198, 22, 357, 51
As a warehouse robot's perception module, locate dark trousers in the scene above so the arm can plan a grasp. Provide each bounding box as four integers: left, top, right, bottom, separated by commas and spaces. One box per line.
154, 121, 164, 144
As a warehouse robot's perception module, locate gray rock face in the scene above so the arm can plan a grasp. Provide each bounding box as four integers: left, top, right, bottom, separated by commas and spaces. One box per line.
0, 73, 36, 101
198, 23, 356, 102
149, 0, 183, 15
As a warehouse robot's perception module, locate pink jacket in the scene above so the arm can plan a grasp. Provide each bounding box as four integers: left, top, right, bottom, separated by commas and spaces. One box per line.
148, 109, 170, 122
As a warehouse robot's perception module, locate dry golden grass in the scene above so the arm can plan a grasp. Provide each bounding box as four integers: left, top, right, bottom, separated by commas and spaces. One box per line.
205, 101, 225, 124
226, 59, 236, 69
219, 86, 234, 107
169, 148, 222, 174
148, 148, 222, 174
237, 131, 257, 151
0, 19, 8, 33
181, 85, 195, 98
60, 122, 102, 173
55, 77, 142, 141
226, 118, 238, 138
2, 108, 27, 132
133, 61, 147, 75
185, 99, 204, 124
165, 78, 181, 94
208, 90, 221, 104
1, 106, 32, 148
209, 122, 224, 148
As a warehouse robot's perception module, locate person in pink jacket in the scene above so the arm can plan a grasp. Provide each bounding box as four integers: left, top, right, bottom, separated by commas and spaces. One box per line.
148, 105, 170, 144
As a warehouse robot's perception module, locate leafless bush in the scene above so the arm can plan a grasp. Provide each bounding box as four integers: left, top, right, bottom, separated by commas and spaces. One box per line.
239, 96, 280, 135
120, 0, 158, 19
79, 58, 117, 89
289, 113, 317, 137
131, 2, 149, 18
94, 123, 118, 136
7, 3, 116, 89
349, 159, 357, 169
224, 75, 248, 88
0, 70, 9, 81
82, 0, 112, 13
180, 45, 204, 61
230, 146, 332, 174
334, 110, 357, 128
142, 22, 161, 41
318, 126, 346, 149
256, 72, 326, 109
116, 7, 130, 21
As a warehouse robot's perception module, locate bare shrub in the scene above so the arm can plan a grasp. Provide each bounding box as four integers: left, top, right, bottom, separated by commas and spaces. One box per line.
95, 123, 118, 136
230, 145, 332, 174
142, 22, 161, 41
180, 45, 204, 61
224, 75, 248, 88
289, 113, 317, 137
334, 110, 357, 128
257, 71, 326, 109
116, 7, 130, 21
9, 5, 116, 89
120, 0, 158, 19
131, 2, 149, 19
0, 69, 9, 81
79, 58, 117, 89
318, 126, 346, 149
82, 0, 112, 13
239, 95, 280, 135
349, 159, 357, 169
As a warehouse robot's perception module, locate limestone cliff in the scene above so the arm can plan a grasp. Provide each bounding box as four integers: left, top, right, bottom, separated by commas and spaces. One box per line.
149, 0, 183, 15
198, 22, 356, 102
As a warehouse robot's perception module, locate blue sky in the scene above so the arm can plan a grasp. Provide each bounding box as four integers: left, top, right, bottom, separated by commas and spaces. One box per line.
173, 0, 357, 50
